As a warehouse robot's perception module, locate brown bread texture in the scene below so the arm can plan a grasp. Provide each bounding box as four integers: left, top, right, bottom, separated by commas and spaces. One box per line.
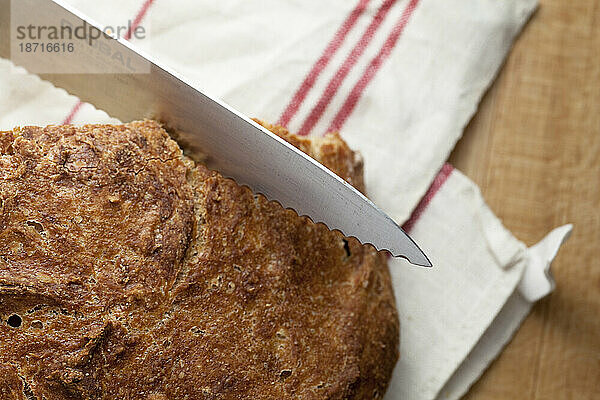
0, 120, 399, 399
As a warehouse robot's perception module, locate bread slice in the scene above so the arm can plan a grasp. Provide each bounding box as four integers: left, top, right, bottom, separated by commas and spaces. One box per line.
0, 120, 399, 400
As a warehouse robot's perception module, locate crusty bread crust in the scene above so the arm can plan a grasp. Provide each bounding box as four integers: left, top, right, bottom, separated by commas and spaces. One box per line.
0, 120, 399, 399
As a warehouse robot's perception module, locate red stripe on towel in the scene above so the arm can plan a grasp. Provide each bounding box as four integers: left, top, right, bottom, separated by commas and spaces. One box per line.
61, 0, 157, 124
295, 0, 441, 232
402, 163, 454, 233
296, 0, 398, 136
124, 0, 156, 40
278, 0, 372, 128
327, 0, 419, 133
61, 100, 83, 125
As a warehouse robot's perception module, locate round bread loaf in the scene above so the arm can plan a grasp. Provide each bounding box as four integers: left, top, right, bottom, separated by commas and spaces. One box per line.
0, 120, 399, 399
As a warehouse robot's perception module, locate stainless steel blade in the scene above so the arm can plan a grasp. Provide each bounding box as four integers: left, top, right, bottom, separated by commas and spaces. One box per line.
0, 0, 431, 267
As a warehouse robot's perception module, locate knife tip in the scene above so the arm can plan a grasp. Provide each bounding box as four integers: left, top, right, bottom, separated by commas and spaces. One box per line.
389, 246, 433, 268
393, 253, 433, 268
409, 256, 433, 268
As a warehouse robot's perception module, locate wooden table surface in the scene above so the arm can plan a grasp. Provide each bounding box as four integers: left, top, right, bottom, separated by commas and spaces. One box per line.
448, 0, 600, 398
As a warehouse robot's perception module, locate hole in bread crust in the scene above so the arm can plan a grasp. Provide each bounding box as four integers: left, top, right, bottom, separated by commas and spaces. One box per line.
31, 320, 43, 329
279, 369, 292, 381
26, 220, 45, 236
190, 326, 206, 335
342, 239, 351, 257
8, 314, 22, 328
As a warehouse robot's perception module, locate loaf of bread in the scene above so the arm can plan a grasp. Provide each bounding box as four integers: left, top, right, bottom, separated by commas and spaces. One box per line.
0, 120, 399, 399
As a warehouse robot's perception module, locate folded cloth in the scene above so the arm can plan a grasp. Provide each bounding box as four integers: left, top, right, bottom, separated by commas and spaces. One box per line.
0, 0, 571, 398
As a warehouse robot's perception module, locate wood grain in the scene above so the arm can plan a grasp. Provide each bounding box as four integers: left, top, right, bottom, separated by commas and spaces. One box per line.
449, 0, 600, 398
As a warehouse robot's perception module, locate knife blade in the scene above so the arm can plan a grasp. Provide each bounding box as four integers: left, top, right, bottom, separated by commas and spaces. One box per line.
0, 0, 431, 267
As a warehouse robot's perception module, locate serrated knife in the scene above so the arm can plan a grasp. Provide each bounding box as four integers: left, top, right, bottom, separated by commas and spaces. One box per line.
0, 0, 431, 267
